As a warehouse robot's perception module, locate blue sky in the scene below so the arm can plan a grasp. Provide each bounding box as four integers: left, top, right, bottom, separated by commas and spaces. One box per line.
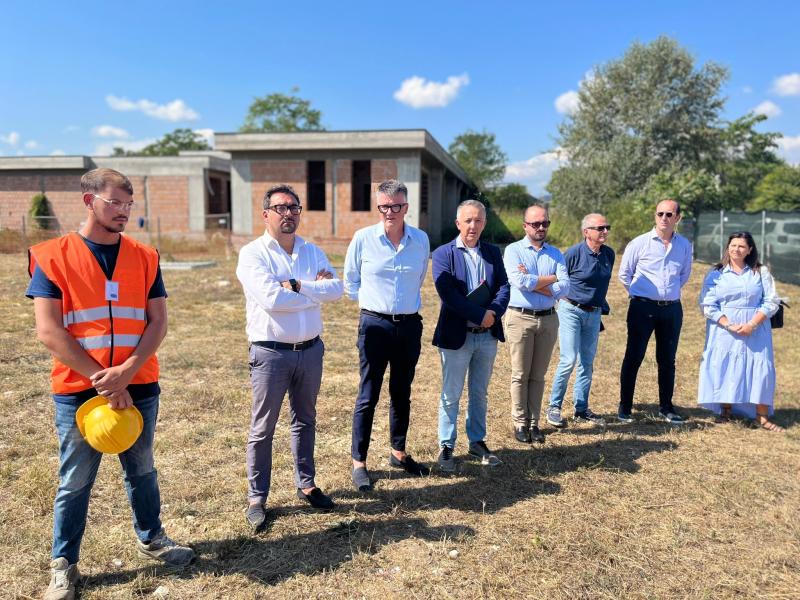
1, 1, 799, 195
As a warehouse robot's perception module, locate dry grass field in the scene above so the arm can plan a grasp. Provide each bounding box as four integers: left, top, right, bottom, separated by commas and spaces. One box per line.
1, 248, 799, 599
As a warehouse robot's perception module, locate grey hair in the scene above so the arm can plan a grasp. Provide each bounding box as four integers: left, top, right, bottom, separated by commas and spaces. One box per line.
456, 199, 486, 218
264, 184, 300, 209
581, 213, 605, 230
376, 179, 408, 201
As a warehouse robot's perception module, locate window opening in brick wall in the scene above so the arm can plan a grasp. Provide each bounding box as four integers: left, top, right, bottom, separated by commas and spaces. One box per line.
352, 160, 372, 211
307, 161, 326, 211
420, 172, 429, 214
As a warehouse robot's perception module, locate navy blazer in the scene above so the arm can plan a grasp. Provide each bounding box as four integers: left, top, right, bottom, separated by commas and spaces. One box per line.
432, 237, 511, 349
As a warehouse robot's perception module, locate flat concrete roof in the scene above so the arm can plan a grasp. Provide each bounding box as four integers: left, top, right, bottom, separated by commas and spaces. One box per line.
0, 154, 230, 175
215, 129, 472, 185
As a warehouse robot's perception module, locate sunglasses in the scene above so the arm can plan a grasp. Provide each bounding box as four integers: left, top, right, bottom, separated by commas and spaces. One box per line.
524, 220, 551, 229
586, 225, 611, 232
656, 212, 675, 218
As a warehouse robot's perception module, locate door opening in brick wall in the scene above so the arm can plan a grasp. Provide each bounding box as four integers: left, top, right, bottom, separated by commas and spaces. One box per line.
352, 160, 371, 211
307, 160, 325, 211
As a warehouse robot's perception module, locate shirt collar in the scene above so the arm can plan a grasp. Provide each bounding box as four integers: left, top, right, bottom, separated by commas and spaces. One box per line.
522, 237, 548, 251
722, 264, 751, 274
262, 230, 305, 253
375, 221, 410, 244
456, 236, 480, 251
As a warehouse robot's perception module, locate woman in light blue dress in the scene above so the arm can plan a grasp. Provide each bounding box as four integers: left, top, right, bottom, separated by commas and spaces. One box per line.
697, 232, 783, 431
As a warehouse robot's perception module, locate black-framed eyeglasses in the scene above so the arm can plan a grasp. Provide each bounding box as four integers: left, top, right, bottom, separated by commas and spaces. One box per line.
656, 212, 675, 218
377, 203, 407, 214
586, 225, 612, 232
94, 194, 135, 211
524, 220, 551, 229
268, 204, 302, 215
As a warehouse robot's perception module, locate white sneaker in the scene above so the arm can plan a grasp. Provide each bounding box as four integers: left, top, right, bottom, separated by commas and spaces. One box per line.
468, 441, 503, 467
44, 557, 79, 600
137, 529, 195, 567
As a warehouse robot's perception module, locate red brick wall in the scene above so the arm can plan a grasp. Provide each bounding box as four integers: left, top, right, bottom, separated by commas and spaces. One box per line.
248, 158, 399, 241
0, 173, 189, 234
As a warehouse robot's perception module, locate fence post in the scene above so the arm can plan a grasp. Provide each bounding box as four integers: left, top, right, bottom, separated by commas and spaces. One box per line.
719, 209, 724, 260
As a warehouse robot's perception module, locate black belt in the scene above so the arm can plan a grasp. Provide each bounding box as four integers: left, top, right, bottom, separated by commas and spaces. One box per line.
632, 296, 680, 306
509, 306, 555, 317
467, 326, 489, 334
361, 309, 420, 322
252, 336, 320, 351
565, 298, 599, 312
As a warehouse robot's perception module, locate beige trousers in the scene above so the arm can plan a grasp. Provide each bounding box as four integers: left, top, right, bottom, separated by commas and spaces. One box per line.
505, 309, 559, 427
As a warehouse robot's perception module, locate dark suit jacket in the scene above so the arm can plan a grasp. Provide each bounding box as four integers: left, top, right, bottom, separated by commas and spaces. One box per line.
432, 237, 511, 349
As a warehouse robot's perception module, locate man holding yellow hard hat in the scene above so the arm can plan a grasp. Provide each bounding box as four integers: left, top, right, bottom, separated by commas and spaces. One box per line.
27, 168, 193, 600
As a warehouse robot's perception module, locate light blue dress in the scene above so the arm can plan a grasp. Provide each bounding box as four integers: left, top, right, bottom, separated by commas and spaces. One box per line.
697, 265, 780, 419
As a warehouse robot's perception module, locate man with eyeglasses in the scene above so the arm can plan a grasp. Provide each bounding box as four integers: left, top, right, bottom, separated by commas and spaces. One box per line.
344, 179, 430, 492
546, 214, 615, 428
27, 168, 194, 600
618, 199, 692, 425
503, 204, 570, 445
236, 184, 343, 531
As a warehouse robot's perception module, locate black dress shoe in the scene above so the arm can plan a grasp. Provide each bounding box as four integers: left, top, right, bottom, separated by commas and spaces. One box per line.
296, 488, 336, 510
246, 503, 267, 531
389, 454, 430, 476
352, 466, 372, 492
513, 426, 532, 444
530, 425, 545, 444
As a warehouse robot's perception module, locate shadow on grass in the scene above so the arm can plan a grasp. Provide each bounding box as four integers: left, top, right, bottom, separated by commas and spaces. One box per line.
85, 517, 474, 590
334, 437, 675, 515
773, 407, 800, 428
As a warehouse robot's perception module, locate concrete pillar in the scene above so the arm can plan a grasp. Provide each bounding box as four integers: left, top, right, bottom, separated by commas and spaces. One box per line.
231, 159, 253, 235
397, 156, 421, 228
188, 173, 206, 232
428, 167, 444, 246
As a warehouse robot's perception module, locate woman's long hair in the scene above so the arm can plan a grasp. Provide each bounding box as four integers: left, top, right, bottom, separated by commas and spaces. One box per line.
714, 231, 762, 272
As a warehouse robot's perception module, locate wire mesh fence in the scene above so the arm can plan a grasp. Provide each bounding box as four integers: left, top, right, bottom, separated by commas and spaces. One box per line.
692, 210, 800, 285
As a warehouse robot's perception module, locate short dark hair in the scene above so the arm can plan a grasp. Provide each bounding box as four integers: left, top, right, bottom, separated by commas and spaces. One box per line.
376, 179, 408, 201
264, 184, 300, 209
81, 168, 133, 196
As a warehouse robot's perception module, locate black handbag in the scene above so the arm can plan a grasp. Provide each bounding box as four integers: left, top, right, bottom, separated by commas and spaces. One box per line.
771, 300, 788, 329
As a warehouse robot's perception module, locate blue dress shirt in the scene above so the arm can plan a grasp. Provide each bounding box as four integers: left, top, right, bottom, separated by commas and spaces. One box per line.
618, 229, 692, 301
456, 236, 486, 294
344, 222, 430, 314
503, 238, 569, 310
564, 241, 615, 311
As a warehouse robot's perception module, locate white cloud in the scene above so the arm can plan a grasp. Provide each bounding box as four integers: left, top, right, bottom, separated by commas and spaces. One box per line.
393, 73, 469, 108
24, 140, 39, 149
92, 125, 130, 138
742, 85, 753, 94
106, 94, 200, 121
555, 90, 580, 115
1, 131, 20, 146
94, 138, 157, 156
752, 100, 782, 118
776, 134, 800, 165
50, 149, 66, 156
772, 73, 800, 96
503, 149, 567, 196
63, 125, 80, 133
193, 128, 215, 147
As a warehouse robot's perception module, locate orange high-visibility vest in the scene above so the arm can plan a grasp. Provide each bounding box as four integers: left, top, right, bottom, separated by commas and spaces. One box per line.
28, 232, 161, 394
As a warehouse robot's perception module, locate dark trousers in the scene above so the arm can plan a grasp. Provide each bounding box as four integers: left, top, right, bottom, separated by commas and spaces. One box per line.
351, 312, 423, 461
619, 298, 683, 413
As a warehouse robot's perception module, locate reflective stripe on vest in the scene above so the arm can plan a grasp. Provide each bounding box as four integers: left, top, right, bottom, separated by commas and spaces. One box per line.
63, 305, 147, 327
76, 334, 143, 350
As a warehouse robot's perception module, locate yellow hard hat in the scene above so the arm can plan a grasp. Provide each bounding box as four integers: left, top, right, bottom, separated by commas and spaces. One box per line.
76, 396, 143, 454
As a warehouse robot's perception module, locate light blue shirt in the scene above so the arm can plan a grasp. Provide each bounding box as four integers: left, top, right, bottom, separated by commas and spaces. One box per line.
503, 238, 569, 310
456, 236, 486, 293
618, 229, 692, 301
344, 222, 430, 314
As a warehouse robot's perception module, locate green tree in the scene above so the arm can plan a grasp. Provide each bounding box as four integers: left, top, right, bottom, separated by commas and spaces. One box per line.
549, 36, 729, 219
29, 192, 56, 230
747, 165, 800, 211
240, 87, 325, 133
486, 183, 535, 210
448, 129, 508, 191
113, 129, 211, 157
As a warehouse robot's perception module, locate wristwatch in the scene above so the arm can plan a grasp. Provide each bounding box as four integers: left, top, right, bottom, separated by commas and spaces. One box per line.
289, 278, 299, 293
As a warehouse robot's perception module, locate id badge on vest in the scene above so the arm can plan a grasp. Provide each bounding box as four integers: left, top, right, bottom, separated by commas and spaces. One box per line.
105, 280, 120, 302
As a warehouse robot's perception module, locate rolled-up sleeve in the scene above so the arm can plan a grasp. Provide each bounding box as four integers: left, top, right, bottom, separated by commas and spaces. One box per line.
550, 252, 570, 300
236, 246, 315, 312
504, 243, 538, 291
298, 249, 344, 304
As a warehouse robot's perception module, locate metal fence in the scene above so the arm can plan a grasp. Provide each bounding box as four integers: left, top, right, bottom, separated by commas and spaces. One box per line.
693, 210, 800, 285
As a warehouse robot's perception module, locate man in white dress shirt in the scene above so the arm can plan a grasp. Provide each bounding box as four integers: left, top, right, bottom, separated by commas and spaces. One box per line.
236, 184, 343, 531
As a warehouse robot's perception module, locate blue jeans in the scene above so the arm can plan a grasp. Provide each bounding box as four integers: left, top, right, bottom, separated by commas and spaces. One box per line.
438, 332, 498, 448
52, 394, 162, 564
548, 301, 601, 414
